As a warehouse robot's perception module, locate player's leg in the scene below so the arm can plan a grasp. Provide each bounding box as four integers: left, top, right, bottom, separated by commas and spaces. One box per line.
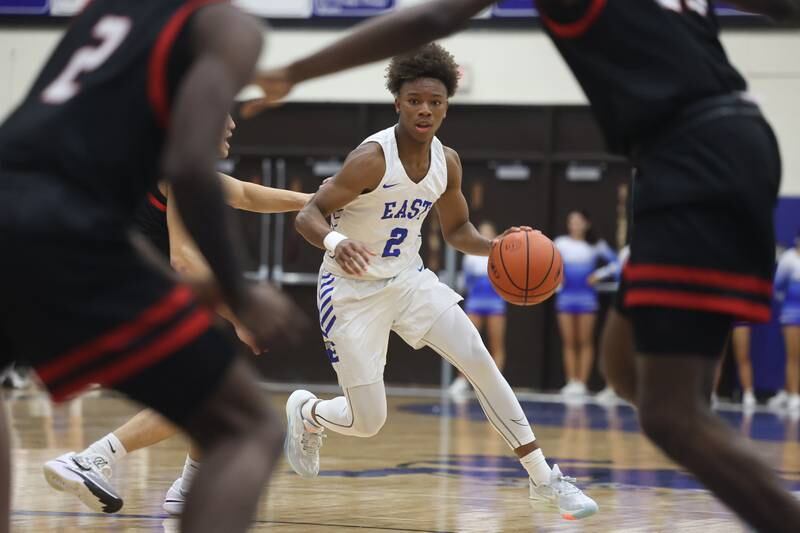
44, 409, 177, 512
633, 309, 800, 532
306, 381, 387, 437
731, 326, 755, 407
448, 313, 484, 396
421, 304, 597, 520
599, 308, 636, 403
162, 443, 202, 516
557, 313, 579, 393
162, 357, 283, 533
576, 312, 596, 386
784, 325, 800, 412
486, 313, 507, 372
284, 271, 394, 478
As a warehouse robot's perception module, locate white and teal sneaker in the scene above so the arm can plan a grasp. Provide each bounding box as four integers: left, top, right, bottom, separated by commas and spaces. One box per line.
285, 390, 325, 478
529, 464, 598, 520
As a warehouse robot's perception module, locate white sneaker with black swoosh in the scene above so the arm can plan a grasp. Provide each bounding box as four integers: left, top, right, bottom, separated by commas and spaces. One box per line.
43, 452, 123, 513
163, 477, 187, 515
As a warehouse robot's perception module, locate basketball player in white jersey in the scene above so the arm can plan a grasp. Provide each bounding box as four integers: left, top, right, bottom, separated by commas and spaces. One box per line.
287, 44, 597, 521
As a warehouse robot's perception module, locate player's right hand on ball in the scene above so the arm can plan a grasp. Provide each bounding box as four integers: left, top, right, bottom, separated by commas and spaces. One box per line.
334, 240, 375, 276
236, 283, 308, 350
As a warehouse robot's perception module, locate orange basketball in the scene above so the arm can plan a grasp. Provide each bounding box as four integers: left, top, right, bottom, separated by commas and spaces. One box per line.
488, 229, 563, 306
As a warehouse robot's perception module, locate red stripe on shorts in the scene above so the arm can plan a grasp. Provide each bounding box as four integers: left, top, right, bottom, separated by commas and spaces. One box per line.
625, 264, 772, 297
37, 285, 194, 384
147, 192, 167, 212
147, 0, 223, 128
541, 0, 607, 39
49, 307, 212, 402
625, 289, 771, 323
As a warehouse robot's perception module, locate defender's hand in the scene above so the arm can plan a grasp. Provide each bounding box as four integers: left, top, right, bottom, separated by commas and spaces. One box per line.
240, 67, 294, 119
334, 240, 375, 276
235, 283, 307, 350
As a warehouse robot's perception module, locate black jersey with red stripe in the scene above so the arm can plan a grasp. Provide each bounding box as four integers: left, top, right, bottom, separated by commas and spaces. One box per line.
0, 0, 219, 217
134, 185, 170, 256
537, 0, 747, 155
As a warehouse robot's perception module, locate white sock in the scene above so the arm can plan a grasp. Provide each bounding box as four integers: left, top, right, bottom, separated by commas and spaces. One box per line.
301, 399, 323, 429
179, 456, 201, 492
520, 448, 552, 487
86, 432, 127, 466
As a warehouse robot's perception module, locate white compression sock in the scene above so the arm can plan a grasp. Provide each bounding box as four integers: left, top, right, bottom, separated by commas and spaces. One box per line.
520, 448, 552, 486
179, 456, 201, 492
86, 432, 127, 466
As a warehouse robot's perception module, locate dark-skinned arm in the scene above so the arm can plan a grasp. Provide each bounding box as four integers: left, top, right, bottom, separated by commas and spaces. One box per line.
243, 0, 493, 111
161, 5, 307, 347
435, 148, 492, 256
294, 143, 384, 276
161, 4, 262, 313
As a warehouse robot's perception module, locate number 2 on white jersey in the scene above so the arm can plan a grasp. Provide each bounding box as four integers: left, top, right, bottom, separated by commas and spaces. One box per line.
42, 15, 132, 104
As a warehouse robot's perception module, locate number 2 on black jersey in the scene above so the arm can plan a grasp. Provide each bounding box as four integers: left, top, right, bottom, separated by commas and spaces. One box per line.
42, 16, 132, 105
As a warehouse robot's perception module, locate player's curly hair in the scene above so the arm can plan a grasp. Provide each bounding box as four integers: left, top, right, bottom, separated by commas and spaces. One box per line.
385, 43, 459, 97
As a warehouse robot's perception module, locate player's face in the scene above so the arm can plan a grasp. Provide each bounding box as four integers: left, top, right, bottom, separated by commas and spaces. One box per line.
219, 114, 235, 158
394, 78, 448, 143
567, 211, 590, 240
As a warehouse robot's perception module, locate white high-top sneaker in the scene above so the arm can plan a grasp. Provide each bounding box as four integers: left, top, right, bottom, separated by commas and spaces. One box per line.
43, 452, 123, 513
163, 477, 186, 516
529, 464, 599, 520
285, 390, 325, 478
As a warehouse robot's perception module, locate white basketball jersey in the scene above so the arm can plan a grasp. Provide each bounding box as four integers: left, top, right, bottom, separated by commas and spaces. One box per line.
323, 125, 448, 280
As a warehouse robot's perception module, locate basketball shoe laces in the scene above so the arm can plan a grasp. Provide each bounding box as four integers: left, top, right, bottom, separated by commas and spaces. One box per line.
300, 421, 325, 455
73, 453, 112, 480
549, 470, 580, 496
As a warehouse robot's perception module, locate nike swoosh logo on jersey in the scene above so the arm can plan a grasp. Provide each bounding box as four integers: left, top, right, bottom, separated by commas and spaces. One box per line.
107, 440, 116, 453
382, 183, 399, 189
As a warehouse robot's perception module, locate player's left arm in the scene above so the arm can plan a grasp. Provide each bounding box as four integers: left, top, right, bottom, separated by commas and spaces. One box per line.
436, 148, 492, 257
219, 173, 312, 213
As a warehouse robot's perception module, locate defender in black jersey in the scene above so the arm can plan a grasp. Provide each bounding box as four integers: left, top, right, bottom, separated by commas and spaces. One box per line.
44, 116, 312, 516
0, 1, 301, 532
240, 0, 800, 530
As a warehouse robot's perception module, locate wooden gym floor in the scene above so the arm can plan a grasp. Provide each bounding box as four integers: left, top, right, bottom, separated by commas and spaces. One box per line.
5, 387, 799, 532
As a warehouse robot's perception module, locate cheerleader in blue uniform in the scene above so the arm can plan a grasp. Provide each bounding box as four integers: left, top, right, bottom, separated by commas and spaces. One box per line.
769, 232, 800, 414
449, 221, 507, 397
555, 210, 618, 397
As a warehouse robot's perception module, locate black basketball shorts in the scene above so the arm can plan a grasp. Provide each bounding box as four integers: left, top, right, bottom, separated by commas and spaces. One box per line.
619, 98, 781, 357
0, 172, 236, 425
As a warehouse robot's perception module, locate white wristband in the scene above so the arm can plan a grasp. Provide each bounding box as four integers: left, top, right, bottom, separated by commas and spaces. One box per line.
323, 231, 348, 254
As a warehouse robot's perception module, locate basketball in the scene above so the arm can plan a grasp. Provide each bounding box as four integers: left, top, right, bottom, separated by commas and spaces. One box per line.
488, 229, 563, 306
